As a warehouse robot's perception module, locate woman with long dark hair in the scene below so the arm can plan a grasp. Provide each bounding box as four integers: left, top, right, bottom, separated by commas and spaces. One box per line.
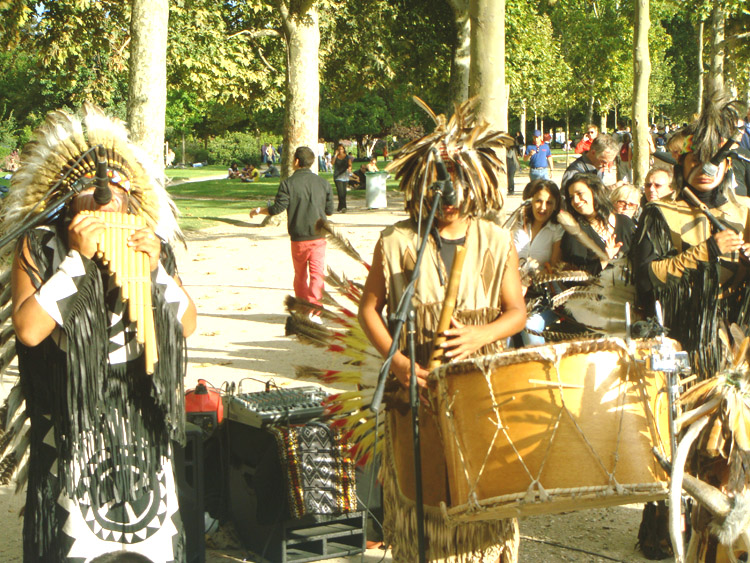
332, 143, 351, 213
561, 172, 635, 274
513, 179, 563, 345
514, 179, 563, 270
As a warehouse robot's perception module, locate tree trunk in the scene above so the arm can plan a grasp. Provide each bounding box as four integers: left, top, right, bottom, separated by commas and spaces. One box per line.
599, 111, 607, 134
585, 87, 595, 125
469, 0, 506, 194
520, 99, 526, 144
706, 3, 725, 97
697, 19, 704, 114
448, 0, 471, 105
127, 0, 169, 175
632, 0, 651, 188
280, 1, 320, 179
469, 0, 506, 130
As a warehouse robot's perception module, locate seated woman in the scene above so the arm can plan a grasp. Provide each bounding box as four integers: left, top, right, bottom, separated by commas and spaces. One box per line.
512, 179, 564, 346
227, 162, 241, 179
561, 172, 635, 275
608, 182, 641, 219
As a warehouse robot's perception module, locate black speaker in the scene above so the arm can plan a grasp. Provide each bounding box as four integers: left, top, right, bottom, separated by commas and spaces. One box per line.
226, 420, 365, 562
174, 422, 206, 563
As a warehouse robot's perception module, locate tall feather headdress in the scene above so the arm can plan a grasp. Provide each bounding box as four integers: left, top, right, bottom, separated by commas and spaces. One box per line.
684, 91, 741, 165
386, 97, 514, 220
1, 102, 181, 244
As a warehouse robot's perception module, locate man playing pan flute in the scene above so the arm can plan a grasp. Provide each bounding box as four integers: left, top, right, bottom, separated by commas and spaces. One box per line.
4, 104, 196, 562
358, 99, 526, 562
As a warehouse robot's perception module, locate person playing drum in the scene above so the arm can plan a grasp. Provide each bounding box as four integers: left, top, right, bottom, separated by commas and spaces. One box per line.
358, 100, 526, 562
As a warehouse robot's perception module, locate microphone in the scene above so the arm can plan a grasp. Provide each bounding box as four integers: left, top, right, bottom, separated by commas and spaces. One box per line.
431, 148, 456, 206
702, 131, 743, 178
93, 145, 112, 205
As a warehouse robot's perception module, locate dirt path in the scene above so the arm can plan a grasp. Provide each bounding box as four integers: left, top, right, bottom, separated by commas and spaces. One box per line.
0, 173, 668, 562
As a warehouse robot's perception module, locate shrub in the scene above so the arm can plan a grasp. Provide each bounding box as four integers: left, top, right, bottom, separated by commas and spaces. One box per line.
206, 131, 282, 166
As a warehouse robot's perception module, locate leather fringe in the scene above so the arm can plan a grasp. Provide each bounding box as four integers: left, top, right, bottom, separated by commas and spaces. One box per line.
380, 422, 518, 562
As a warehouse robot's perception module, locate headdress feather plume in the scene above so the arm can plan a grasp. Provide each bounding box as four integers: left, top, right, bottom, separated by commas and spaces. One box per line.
2, 104, 181, 245
387, 97, 514, 220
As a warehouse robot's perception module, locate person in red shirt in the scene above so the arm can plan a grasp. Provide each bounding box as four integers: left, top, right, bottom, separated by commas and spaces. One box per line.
575, 124, 599, 154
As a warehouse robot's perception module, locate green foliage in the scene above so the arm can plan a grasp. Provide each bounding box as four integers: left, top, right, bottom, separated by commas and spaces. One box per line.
506, 0, 571, 119
205, 131, 282, 166
0, 106, 19, 154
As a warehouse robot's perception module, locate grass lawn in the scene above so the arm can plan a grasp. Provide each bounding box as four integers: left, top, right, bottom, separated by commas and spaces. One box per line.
165, 165, 227, 182
167, 168, 401, 231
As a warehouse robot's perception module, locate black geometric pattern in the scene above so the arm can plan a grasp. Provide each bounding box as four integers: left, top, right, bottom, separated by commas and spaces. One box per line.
272, 422, 357, 519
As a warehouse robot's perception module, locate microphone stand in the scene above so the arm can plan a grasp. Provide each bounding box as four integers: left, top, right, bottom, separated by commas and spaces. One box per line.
370, 181, 451, 563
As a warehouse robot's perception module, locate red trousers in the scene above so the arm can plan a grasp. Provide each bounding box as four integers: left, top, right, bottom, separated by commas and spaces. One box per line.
291, 239, 326, 305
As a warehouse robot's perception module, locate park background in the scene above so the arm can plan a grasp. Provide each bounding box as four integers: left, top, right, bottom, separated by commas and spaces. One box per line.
0, 1, 749, 561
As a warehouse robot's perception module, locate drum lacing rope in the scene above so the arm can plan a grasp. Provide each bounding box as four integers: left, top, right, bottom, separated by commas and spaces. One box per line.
553, 345, 629, 495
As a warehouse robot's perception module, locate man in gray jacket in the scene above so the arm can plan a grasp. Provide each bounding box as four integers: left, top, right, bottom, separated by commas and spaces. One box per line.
250, 146, 334, 313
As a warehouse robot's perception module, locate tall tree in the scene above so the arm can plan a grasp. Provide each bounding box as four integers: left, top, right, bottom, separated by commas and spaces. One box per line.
447, 0, 470, 104
468, 0, 507, 194
468, 0, 506, 129
632, 0, 651, 188
279, 0, 320, 178
128, 0, 169, 172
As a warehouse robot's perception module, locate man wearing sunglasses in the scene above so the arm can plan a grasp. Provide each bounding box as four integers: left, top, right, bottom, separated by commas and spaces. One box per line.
575, 124, 599, 154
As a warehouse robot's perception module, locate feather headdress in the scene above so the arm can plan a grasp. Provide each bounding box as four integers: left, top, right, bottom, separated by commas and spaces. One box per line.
684, 91, 741, 164
386, 97, 514, 220
2, 103, 181, 243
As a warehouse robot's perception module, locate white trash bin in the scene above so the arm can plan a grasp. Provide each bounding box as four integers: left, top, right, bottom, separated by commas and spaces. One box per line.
365, 171, 388, 209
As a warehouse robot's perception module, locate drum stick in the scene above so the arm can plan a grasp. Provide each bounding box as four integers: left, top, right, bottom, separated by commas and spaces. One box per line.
429, 245, 467, 370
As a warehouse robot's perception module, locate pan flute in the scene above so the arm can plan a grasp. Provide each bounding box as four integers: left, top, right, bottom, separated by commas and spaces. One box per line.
81, 210, 158, 374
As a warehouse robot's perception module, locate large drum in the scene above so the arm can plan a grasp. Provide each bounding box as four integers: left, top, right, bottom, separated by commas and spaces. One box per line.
429, 337, 673, 524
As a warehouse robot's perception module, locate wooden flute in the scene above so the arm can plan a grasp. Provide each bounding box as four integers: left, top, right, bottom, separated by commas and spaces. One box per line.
429, 244, 467, 370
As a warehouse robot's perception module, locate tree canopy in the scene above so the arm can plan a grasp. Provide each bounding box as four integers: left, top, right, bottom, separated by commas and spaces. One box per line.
0, 0, 747, 154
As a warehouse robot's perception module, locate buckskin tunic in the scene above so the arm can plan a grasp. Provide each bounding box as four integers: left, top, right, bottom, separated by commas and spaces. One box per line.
379, 217, 518, 562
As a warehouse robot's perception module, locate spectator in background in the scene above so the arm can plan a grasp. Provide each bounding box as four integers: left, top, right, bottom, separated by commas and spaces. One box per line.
317, 138, 326, 171
261, 143, 268, 165
524, 129, 554, 181
249, 146, 334, 321
609, 183, 641, 219
507, 138, 519, 195
324, 151, 332, 172
241, 164, 260, 183
513, 179, 564, 345
265, 144, 276, 165
263, 164, 280, 178
616, 131, 632, 182
514, 179, 563, 271
643, 166, 673, 202
561, 172, 635, 274
332, 143, 351, 213
227, 162, 241, 179
3, 148, 20, 172
515, 131, 525, 156
562, 134, 620, 189
575, 124, 599, 154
